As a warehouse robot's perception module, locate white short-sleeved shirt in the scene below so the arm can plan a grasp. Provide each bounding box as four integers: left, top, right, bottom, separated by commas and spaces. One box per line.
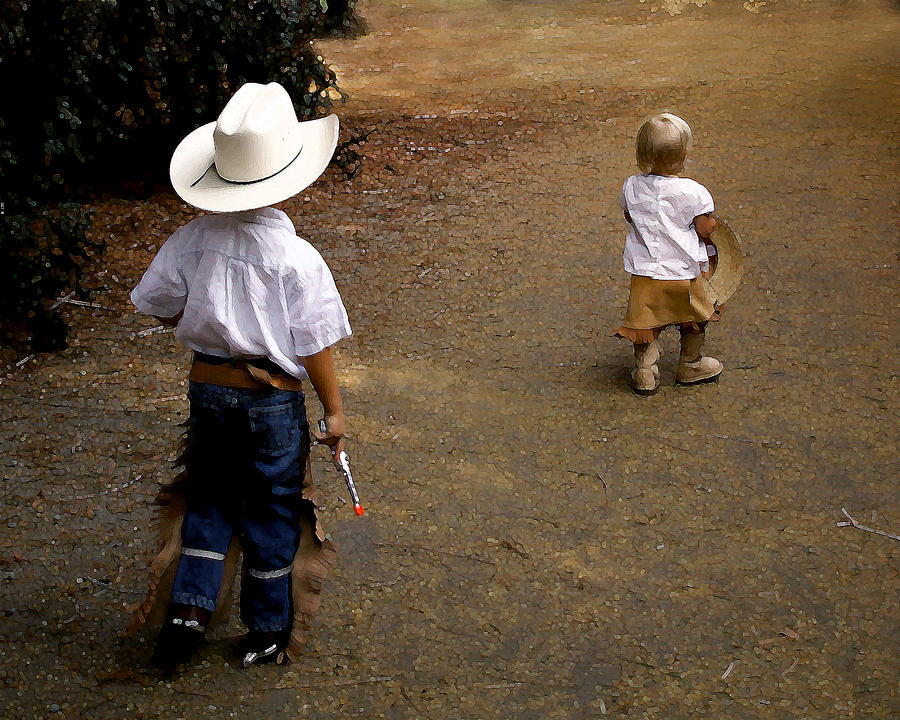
619, 174, 715, 280
130, 207, 352, 379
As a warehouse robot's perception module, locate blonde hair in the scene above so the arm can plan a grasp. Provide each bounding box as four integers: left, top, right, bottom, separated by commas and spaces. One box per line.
635, 113, 692, 175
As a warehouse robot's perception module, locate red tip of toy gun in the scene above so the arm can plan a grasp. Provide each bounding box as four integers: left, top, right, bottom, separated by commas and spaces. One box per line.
354, 504, 365, 516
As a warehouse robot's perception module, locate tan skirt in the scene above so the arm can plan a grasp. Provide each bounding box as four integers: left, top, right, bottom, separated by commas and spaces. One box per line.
614, 274, 717, 344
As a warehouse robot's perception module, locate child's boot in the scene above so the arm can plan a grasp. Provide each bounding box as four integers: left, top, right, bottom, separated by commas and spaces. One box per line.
631, 340, 661, 395
239, 628, 290, 667
152, 604, 211, 671
676, 332, 723, 384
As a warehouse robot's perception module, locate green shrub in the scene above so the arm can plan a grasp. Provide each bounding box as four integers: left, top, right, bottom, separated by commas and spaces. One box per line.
0, 0, 361, 351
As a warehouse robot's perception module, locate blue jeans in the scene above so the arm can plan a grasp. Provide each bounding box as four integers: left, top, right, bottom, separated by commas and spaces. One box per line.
170, 382, 310, 632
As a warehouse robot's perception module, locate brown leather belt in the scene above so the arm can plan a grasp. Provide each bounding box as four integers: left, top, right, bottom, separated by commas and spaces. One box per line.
190, 359, 304, 392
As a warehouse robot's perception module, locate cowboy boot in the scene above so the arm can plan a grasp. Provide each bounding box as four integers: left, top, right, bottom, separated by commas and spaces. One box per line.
152, 604, 211, 671
631, 340, 661, 395
676, 332, 723, 384
239, 627, 291, 667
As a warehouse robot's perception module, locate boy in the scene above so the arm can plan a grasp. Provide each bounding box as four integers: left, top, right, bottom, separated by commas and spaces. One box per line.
130, 82, 351, 668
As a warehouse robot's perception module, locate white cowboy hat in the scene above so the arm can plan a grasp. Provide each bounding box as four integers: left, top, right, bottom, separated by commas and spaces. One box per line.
169, 82, 339, 212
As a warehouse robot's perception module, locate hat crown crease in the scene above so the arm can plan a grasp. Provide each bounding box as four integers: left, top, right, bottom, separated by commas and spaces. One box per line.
215, 82, 266, 135
213, 82, 303, 183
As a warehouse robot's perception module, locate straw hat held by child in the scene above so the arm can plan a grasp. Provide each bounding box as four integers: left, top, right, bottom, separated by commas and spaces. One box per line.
614, 113, 724, 395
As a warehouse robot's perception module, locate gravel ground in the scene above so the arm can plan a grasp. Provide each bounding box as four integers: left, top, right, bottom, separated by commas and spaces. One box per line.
1, 1, 898, 718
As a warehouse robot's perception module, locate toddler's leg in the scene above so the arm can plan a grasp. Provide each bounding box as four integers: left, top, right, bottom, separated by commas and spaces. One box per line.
632, 340, 661, 395
676, 325, 723, 384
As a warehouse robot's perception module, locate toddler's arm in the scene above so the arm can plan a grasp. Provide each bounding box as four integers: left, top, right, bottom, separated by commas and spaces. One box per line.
693, 213, 716, 240
618, 191, 632, 224
694, 213, 717, 278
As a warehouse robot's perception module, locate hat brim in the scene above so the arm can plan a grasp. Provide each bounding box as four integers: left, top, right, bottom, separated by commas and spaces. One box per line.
169, 114, 339, 212
707, 214, 744, 305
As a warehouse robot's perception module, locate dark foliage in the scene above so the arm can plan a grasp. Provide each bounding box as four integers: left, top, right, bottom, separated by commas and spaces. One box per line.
0, 0, 362, 352
322, 0, 367, 36
333, 124, 378, 180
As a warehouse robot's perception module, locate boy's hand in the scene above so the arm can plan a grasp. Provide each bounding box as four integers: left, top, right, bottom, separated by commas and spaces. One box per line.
312, 413, 345, 469
152, 310, 183, 327
301, 346, 346, 469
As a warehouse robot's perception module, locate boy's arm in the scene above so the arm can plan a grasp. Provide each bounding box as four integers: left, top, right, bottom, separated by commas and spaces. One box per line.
301, 346, 346, 463
153, 311, 183, 327
131, 228, 188, 319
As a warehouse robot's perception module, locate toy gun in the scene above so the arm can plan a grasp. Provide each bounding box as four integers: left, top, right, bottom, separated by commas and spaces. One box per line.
317, 420, 365, 516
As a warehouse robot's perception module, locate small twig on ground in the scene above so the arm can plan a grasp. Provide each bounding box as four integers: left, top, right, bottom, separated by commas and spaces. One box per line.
81, 576, 143, 595
64, 474, 142, 501
15, 354, 36, 368
400, 685, 435, 720
304, 676, 393, 689
500, 540, 529, 560
374, 541, 495, 565
173, 688, 219, 699
837, 508, 900, 542
567, 468, 609, 506
475, 679, 571, 689
133, 325, 176, 339
1, 354, 36, 381
50, 291, 76, 309
525, 514, 559, 528
60, 298, 118, 311
831, 407, 887, 421
62, 598, 80, 625
715, 433, 782, 448
357, 579, 399, 589
265, 676, 393, 691
781, 658, 798, 677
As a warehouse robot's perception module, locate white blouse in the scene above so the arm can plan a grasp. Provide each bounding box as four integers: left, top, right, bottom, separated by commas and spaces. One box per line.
130, 207, 352, 379
619, 174, 715, 280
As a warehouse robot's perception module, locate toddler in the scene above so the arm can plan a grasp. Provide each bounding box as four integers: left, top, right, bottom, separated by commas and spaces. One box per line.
614, 112, 723, 394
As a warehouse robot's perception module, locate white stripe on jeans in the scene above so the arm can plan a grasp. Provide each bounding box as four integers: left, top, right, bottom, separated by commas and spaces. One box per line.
182, 547, 226, 561
248, 564, 293, 580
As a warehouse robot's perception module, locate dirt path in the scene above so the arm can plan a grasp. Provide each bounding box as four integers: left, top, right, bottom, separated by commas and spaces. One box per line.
2, 1, 898, 718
